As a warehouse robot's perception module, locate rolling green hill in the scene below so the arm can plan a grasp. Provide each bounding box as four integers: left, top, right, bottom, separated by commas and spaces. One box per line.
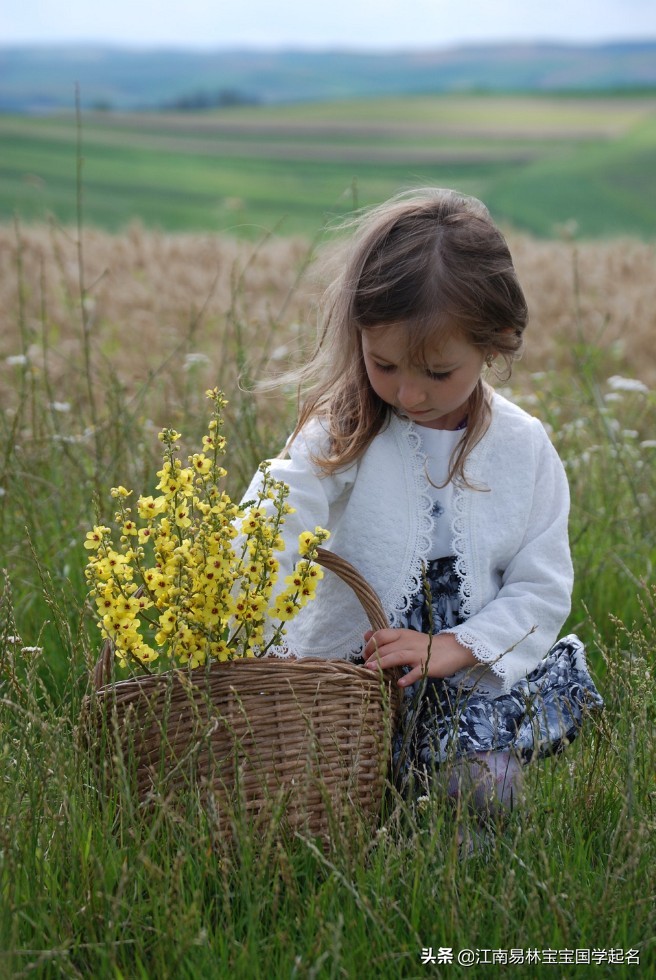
2, 93, 656, 239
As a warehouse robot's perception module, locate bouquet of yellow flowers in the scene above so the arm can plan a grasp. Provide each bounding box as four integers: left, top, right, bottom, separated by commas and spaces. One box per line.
84, 388, 328, 672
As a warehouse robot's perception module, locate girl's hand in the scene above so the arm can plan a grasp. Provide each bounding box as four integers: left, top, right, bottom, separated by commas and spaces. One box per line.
362, 628, 478, 687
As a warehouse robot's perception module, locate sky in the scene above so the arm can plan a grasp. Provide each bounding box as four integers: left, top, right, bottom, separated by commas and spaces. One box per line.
1, 0, 655, 50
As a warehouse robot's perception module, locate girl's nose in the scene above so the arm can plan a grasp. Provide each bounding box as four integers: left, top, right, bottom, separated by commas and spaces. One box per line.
398, 382, 427, 409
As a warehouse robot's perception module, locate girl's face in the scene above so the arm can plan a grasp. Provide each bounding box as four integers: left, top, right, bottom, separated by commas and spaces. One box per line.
361, 325, 487, 430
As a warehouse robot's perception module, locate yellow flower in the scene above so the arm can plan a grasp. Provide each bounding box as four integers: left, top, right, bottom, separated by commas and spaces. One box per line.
269, 595, 299, 621
113, 596, 140, 623
172, 506, 191, 529
241, 507, 266, 534
84, 526, 111, 550
158, 610, 178, 634
190, 453, 212, 476
177, 467, 195, 495
137, 495, 167, 520
297, 527, 330, 556
105, 550, 133, 578
83, 387, 325, 672
211, 640, 230, 662
134, 643, 158, 665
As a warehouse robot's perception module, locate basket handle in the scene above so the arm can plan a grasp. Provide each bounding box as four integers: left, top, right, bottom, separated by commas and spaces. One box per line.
315, 547, 388, 633
91, 548, 389, 690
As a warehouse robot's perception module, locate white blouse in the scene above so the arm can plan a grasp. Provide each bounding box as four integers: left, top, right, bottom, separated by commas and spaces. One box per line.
416, 425, 463, 559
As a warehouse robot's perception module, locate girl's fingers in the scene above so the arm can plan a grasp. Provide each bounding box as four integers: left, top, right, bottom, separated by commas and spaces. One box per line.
363, 629, 434, 678
364, 645, 417, 670
363, 631, 404, 663
362, 629, 391, 661
398, 667, 422, 687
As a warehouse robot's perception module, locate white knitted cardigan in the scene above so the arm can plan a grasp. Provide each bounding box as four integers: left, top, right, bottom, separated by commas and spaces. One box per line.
241, 392, 573, 695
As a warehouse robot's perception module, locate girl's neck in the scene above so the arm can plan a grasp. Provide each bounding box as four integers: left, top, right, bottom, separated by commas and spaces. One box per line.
409, 412, 468, 431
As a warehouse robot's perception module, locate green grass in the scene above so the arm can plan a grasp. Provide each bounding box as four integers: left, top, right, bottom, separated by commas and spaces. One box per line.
486, 115, 656, 237
1, 191, 656, 974
2, 93, 656, 238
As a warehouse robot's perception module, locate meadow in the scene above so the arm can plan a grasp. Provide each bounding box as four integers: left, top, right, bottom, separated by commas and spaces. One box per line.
1, 187, 655, 971
2, 92, 656, 238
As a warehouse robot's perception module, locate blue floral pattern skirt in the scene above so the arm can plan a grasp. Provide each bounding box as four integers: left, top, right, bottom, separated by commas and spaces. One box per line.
392, 557, 604, 783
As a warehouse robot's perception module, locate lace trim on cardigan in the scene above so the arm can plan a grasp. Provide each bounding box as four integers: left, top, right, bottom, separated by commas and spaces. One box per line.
450, 470, 509, 687
451, 483, 473, 620
444, 625, 510, 687
265, 644, 295, 659
387, 422, 435, 630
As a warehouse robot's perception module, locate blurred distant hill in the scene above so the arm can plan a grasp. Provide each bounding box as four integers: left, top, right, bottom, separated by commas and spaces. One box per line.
2, 41, 656, 112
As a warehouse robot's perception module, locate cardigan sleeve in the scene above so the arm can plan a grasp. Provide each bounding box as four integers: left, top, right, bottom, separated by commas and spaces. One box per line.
446, 422, 574, 692
237, 420, 357, 604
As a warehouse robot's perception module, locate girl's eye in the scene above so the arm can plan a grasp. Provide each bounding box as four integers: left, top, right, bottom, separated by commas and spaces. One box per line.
373, 362, 396, 373
427, 370, 452, 381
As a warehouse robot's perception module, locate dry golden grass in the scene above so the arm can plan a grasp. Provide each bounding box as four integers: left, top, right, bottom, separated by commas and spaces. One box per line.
1, 223, 314, 430
1, 221, 654, 432
510, 233, 656, 381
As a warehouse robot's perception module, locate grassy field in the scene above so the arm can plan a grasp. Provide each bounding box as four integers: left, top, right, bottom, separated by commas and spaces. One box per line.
0, 213, 655, 974
2, 92, 656, 238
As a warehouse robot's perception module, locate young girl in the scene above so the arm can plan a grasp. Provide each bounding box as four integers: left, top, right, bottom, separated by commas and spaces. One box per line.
241, 187, 603, 823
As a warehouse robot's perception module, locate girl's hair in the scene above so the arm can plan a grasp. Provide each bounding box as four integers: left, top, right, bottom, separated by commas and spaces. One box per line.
289, 187, 528, 485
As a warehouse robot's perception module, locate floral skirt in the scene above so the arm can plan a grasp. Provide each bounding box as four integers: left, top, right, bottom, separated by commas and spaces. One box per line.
390, 557, 604, 782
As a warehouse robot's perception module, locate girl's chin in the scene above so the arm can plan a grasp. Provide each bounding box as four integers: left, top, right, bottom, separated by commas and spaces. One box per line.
399, 408, 465, 430
400, 408, 433, 418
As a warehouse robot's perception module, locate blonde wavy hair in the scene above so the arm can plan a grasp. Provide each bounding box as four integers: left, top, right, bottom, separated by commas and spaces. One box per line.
288, 188, 528, 486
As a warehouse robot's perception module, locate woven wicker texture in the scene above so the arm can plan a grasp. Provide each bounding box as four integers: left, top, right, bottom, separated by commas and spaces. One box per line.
90, 549, 400, 838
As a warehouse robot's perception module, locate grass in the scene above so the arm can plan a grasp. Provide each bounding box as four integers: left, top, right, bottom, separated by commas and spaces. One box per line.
1, 92, 656, 238
0, 208, 655, 975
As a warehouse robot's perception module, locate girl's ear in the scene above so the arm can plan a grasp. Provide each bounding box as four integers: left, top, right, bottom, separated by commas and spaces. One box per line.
487, 326, 519, 362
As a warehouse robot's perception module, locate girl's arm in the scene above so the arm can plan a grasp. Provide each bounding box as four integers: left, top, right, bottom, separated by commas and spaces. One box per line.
446, 430, 573, 690
238, 419, 356, 613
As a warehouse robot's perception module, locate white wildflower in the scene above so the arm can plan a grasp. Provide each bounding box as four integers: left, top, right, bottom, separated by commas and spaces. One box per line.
52, 434, 84, 445
640, 440, 656, 449
183, 353, 211, 371
5, 354, 29, 367
51, 401, 71, 413
607, 376, 649, 395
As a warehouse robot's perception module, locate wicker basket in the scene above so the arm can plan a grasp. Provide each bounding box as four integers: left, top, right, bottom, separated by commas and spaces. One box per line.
88, 548, 401, 839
